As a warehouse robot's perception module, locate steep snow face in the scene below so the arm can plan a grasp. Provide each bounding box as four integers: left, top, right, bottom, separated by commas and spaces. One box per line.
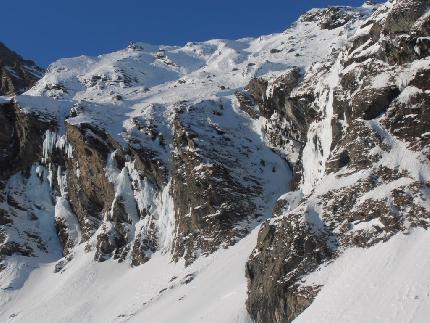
295, 229, 430, 323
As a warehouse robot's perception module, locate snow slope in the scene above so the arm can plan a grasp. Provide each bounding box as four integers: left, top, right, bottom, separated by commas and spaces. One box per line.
0, 227, 258, 323
20, 5, 363, 144
296, 229, 430, 323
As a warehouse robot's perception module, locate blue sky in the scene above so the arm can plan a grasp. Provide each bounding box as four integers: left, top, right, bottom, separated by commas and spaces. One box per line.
2, 0, 365, 67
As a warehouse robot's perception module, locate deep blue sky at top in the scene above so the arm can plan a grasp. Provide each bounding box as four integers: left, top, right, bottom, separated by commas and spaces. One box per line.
2, 0, 366, 67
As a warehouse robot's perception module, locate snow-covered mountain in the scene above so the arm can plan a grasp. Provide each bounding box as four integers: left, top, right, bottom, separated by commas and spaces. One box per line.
0, 0, 429, 322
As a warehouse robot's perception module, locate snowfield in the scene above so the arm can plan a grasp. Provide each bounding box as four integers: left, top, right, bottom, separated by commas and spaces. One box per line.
296, 229, 430, 323
2, 228, 429, 323
0, 228, 258, 323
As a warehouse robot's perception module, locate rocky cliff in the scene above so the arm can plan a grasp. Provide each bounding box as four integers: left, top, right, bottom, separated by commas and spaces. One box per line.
0, 42, 44, 96
0, 1, 429, 322
246, 1, 430, 321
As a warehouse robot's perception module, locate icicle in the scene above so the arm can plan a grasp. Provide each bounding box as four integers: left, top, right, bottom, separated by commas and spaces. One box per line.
57, 166, 68, 197
125, 159, 175, 252
66, 143, 73, 158
41, 130, 74, 164
42, 130, 57, 163
47, 163, 54, 188
35, 165, 43, 178
156, 180, 175, 252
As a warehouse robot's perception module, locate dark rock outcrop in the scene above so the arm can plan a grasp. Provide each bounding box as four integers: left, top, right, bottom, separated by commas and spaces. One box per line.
246, 210, 334, 322
0, 42, 44, 96
65, 123, 117, 242
235, 67, 313, 190
300, 7, 359, 30
171, 100, 262, 264
0, 101, 53, 180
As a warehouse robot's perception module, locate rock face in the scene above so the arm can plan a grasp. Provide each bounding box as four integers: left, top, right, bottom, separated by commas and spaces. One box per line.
0, 100, 56, 267
246, 1, 430, 322
300, 6, 359, 30
171, 100, 264, 264
0, 42, 44, 96
236, 67, 315, 189
0, 102, 52, 180
0, 1, 429, 322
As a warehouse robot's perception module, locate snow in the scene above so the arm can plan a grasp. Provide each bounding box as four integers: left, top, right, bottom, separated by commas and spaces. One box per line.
301, 56, 342, 195
42, 130, 57, 163
372, 72, 392, 88
14, 95, 69, 123
17, 5, 359, 149
355, 177, 414, 207
106, 151, 140, 224
55, 197, 81, 246
5, 3, 423, 323
4, 66, 21, 80
0, 96, 11, 104
0, 226, 258, 323
22, 64, 44, 79
276, 190, 304, 214
154, 181, 175, 252
396, 86, 423, 104
396, 58, 430, 91
312, 169, 368, 196
369, 120, 430, 183
0, 165, 62, 292
295, 229, 430, 323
